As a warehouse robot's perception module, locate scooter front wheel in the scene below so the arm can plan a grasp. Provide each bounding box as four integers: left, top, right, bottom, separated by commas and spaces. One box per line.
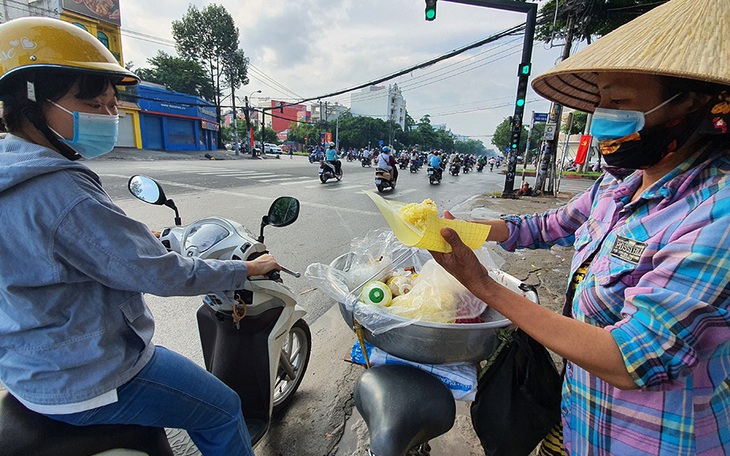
273, 319, 312, 415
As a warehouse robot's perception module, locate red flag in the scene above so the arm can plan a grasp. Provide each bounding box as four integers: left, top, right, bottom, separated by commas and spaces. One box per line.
249, 128, 255, 147
574, 135, 591, 165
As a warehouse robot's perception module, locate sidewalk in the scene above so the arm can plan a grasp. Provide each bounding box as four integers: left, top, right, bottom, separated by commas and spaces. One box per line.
106, 146, 276, 161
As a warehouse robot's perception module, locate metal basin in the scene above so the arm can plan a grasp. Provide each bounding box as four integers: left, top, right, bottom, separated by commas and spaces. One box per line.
331, 250, 539, 364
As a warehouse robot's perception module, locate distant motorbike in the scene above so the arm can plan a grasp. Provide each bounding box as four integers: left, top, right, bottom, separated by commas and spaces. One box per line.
375, 168, 397, 192
361, 156, 372, 168
398, 157, 408, 170
476, 162, 484, 172
428, 165, 442, 185
319, 160, 343, 183
309, 151, 323, 163
409, 160, 419, 173
463, 163, 471, 174
449, 162, 460, 176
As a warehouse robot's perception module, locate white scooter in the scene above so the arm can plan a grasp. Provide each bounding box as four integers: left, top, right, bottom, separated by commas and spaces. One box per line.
0, 175, 311, 455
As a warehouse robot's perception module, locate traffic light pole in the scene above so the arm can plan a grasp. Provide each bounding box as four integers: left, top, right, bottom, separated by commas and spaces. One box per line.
431, 0, 537, 197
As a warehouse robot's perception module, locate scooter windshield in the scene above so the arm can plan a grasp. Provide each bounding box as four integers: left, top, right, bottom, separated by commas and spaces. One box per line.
184, 223, 230, 253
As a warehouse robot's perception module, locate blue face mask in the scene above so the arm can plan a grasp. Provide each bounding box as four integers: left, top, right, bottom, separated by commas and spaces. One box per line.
591, 93, 682, 141
47, 100, 119, 159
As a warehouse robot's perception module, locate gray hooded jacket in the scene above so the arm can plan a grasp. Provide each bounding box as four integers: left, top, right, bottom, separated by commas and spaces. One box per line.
0, 136, 248, 405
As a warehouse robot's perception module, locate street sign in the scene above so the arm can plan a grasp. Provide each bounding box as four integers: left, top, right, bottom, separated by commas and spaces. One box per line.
543, 122, 557, 141
534, 112, 549, 123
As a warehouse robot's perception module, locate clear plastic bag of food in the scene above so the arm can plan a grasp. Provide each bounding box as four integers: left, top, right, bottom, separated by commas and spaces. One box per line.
305, 228, 505, 334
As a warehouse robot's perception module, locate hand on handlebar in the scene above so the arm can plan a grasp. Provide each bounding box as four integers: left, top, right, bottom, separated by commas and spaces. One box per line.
245, 253, 281, 277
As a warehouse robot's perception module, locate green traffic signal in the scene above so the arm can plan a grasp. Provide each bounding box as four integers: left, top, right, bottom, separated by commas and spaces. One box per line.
516, 98, 525, 107
520, 63, 531, 76
425, 0, 437, 21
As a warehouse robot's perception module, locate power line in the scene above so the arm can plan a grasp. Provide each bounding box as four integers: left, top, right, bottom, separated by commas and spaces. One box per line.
289, 21, 527, 106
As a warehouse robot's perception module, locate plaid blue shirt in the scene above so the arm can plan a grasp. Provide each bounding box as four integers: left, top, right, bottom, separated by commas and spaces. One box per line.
501, 146, 730, 455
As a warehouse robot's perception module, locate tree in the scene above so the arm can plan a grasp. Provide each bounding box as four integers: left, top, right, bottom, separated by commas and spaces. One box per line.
536, 0, 669, 45
412, 115, 439, 151
133, 51, 215, 100
286, 123, 315, 147
492, 117, 528, 154
455, 139, 487, 156
172, 4, 242, 148
254, 126, 279, 145
562, 111, 587, 135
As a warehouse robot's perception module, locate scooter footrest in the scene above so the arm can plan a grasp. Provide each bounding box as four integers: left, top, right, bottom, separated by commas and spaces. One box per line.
354, 364, 455, 456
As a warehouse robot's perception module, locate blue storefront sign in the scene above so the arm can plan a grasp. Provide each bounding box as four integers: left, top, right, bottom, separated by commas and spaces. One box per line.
137, 83, 219, 151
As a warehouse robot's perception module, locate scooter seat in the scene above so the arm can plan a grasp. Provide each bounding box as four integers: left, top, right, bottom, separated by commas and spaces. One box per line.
354, 364, 455, 456
0, 390, 173, 456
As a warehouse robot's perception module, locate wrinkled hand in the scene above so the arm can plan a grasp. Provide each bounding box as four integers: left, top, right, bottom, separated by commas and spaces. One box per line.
429, 228, 492, 292
247, 254, 281, 277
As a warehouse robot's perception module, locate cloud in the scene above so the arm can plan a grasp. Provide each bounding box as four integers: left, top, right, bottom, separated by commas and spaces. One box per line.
120, 0, 563, 145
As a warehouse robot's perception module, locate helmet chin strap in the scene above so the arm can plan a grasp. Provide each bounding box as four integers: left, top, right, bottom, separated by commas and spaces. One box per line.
20, 104, 81, 161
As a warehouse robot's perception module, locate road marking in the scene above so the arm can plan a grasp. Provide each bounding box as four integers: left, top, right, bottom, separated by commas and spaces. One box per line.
101, 173, 380, 216
276, 178, 320, 185
196, 170, 258, 176
258, 176, 307, 183
234, 173, 279, 179
329, 184, 366, 191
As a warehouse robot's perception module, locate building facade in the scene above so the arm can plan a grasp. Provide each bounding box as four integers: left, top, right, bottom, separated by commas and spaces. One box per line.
350, 84, 406, 129
1, 1, 124, 66
136, 83, 218, 151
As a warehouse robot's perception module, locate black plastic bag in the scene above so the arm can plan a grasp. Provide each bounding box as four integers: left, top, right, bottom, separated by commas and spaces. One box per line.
470, 329, 562, 456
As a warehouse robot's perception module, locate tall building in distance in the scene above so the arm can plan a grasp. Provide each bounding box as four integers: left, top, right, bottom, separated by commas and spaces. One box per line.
350, 84, 406, 129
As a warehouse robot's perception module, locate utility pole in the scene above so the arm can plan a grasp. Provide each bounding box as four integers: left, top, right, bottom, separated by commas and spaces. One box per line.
261, 108, 266, 153
231, 86, 239, 155
535, 14, 575, 195
429, 0, 537, 197
244, 96, 252, 156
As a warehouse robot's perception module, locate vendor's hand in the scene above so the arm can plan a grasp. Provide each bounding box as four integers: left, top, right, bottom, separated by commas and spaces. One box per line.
246, 254, 281, 277
151, 230, 161, 238
442, 210, 456, 220
430, 228, 492, 291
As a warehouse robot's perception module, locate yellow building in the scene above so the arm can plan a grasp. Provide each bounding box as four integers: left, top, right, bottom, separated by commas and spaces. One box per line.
59, 10, 124, 65
59, 3, 142, 149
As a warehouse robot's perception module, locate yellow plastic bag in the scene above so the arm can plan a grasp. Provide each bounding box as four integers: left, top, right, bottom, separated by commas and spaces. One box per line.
364, 191, 491, 253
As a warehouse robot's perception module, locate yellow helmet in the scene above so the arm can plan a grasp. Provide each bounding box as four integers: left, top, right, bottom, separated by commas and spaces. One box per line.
0, 17, 138, 91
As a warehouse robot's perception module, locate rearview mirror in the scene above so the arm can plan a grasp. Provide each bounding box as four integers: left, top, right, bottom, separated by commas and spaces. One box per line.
128, 175, 166, 205
128, 175, 182, 226
267, 197, 300, 227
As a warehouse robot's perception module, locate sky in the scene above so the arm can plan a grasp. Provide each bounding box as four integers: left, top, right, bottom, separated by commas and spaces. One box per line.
119, 0, 576, 147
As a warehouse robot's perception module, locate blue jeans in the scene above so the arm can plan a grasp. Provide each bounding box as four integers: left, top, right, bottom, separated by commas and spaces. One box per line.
46, 346, 254, 456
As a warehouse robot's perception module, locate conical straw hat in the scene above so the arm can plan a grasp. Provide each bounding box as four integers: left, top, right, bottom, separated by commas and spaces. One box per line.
531, 0, 730, 113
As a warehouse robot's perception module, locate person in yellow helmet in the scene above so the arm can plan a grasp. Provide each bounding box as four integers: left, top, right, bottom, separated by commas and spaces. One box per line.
0, 17, 276, 455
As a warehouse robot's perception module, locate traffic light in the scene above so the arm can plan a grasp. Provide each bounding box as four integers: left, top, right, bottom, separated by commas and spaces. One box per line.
425, 0, 437, 21
515, 75, 529, 109
510, 114, 523, 151
518, 62, 531, 77
279, 102, 284, 113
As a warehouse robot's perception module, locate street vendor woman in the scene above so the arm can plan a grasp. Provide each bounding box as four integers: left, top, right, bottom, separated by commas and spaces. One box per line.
431, 0, 730, 454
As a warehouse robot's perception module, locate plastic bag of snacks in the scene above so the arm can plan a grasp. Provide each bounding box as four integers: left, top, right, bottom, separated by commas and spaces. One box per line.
306, 228, 505, 332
